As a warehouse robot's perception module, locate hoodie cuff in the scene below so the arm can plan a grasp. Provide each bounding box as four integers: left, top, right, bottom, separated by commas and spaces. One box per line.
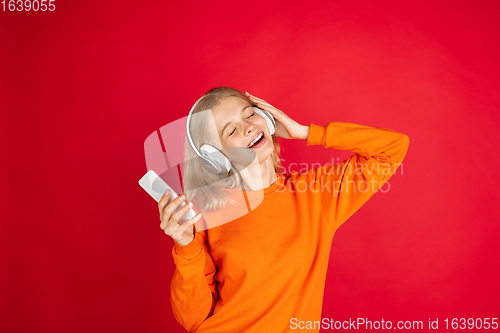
306, 123, 326, 146
173, 229, 202, 259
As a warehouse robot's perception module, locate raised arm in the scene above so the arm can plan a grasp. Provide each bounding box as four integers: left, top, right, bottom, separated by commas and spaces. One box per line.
306, 122, 410, 231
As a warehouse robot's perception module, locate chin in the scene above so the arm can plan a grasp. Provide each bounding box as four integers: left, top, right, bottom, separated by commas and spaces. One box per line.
257, 144, 275, 163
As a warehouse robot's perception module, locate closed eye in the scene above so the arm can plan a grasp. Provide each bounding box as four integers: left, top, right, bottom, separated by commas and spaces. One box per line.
228, 113, 255, 137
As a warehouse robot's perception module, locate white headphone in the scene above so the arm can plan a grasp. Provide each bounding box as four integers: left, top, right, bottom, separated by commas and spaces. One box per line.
186, 95, 276, 175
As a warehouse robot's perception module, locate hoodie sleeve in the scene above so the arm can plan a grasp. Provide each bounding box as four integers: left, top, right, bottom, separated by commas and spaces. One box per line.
170, 224, 219, 332
306, 122, 410, 231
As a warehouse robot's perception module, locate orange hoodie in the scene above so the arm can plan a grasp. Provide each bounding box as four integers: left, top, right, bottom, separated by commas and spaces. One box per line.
170, 122, 409, 332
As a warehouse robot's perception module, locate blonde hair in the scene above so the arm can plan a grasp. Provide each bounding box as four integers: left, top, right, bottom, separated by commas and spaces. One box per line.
182, 87, 285, 213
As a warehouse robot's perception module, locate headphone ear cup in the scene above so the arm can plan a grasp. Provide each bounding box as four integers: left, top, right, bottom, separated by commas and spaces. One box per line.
199, 144, 232, 174
253, 107, 275, 135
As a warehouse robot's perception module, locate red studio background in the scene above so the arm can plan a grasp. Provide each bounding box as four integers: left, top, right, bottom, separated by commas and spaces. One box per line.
1, 0, 499, 332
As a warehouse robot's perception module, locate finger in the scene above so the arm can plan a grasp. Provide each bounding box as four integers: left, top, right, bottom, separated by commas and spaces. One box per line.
162, 202, 190, 232
251, 96, 267, 104
246, 92, 265, 102
170, 201, 194, 224
256, 101, 273, 109
158, 190, 172, 216
256, 103, 280, 117
245, 92, 280, 115
160, 219, 167, 231
176, 213, 202, 234
163, 193, 187, 221
161, 201, 190, 231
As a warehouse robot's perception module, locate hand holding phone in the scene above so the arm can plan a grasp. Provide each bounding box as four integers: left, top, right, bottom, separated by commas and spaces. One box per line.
139, 170, 202, 246
158, 190, 202, 246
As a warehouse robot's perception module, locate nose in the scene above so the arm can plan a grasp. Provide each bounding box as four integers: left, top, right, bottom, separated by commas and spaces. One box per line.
244, 123, 257, 137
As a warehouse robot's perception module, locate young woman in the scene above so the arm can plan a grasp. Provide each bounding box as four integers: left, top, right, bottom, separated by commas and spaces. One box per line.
159, 87, 409, 332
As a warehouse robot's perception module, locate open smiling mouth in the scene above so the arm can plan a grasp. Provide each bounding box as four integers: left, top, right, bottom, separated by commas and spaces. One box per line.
247, 133, 266, 149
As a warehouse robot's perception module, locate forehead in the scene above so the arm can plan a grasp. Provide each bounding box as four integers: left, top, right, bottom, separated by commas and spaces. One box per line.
212, 96, 249, 121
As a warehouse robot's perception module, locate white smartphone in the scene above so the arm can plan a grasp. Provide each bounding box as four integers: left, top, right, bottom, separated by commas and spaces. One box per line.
138, 170, 197, 224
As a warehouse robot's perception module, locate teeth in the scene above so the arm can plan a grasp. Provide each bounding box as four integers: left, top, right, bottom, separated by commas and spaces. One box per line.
248, 133, 263, 148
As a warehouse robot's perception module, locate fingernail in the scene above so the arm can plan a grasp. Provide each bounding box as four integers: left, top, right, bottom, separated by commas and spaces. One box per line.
179, 194, 186, 201
195, 213, 202, 219
187, 202, 193, 208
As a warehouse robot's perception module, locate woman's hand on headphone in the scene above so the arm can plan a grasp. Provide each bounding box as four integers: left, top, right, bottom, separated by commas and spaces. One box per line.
245, 92, 309, 140
159, 191, 202, 246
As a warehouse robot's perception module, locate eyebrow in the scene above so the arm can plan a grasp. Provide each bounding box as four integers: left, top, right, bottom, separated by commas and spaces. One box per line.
221, 105, 253, 137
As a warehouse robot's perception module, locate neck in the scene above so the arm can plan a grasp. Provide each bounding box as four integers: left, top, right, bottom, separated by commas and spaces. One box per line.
237, 155, 278, 191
